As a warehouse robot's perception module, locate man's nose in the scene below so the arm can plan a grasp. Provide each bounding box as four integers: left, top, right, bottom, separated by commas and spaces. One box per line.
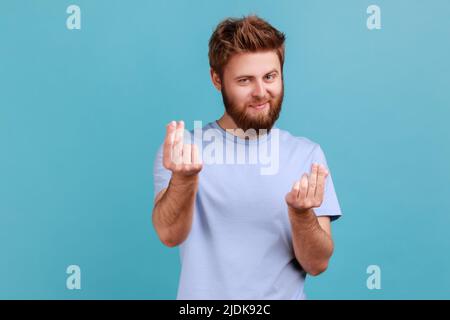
252, 80, 267, 99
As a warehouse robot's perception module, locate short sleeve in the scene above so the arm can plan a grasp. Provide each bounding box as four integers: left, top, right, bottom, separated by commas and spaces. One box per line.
310, 145, 342, 221
153, 143, 172, 200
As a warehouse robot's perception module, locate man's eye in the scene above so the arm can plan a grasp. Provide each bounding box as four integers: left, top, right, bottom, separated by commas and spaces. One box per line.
238, 78, 249, 84
265, 73, 276, 80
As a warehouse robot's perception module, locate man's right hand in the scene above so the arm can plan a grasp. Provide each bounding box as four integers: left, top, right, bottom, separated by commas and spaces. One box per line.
153, 121, 201, 247
163, 120, 203, 178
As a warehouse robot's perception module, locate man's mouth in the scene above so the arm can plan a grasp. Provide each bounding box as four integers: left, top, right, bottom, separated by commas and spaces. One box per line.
249, 101, 269, 110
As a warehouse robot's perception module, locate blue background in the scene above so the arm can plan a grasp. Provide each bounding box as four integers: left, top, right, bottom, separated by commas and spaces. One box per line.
1, 0, 449, 299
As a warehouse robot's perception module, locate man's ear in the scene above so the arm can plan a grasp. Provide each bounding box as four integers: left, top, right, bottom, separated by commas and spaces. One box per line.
210, 68, 222, 91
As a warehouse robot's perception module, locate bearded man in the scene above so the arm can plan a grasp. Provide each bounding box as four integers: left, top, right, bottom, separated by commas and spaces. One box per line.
152, 15, 342, 300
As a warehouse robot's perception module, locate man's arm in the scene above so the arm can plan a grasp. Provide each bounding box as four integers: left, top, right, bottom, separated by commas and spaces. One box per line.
288, 211, 333, 276
285, 163, 334, 276
152, 121, 202, 247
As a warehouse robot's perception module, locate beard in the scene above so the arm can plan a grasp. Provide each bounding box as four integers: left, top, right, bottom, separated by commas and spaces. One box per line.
221, 82, 284, 134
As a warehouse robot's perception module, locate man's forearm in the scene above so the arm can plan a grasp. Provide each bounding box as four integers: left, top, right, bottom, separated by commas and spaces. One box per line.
288, 208, 334, 276
152, 174, 198, 247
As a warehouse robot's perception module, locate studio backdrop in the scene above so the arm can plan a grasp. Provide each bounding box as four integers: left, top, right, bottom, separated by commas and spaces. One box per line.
1, 0, 449, 299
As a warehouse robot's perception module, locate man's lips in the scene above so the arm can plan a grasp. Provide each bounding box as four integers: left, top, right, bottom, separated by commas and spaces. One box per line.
249, 101, 269, 110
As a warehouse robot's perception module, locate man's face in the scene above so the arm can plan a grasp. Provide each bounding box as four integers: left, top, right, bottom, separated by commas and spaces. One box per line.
218, 51, 284, 133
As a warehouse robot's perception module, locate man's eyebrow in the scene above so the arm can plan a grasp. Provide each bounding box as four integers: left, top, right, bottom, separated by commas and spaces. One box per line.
234, 69, 279, 80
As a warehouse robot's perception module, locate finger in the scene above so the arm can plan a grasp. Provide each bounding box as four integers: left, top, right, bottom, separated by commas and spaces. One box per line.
298, 174, 309, 200
182, 144, 192, 165
163, 121, 176, 168
292, 180, 301, 198
307, 163, 318, 199
172, 121, 184, 165
191, 144, 201, 165
286, 180, 300, 206
315, 165, 329, 202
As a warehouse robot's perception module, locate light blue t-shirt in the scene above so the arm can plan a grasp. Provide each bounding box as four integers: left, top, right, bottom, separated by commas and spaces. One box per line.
153, 121, 342, 299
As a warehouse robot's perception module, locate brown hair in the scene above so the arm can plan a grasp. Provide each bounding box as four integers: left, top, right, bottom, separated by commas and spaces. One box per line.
208, 15, 286, 79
